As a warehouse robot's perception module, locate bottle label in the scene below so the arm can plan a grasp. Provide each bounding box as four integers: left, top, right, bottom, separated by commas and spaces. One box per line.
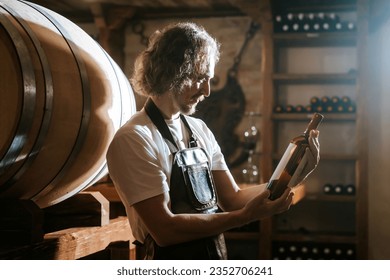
269, 143, 297, 181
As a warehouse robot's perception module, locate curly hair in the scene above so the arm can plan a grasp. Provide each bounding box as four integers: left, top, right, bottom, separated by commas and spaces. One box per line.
130, 22, 220, 97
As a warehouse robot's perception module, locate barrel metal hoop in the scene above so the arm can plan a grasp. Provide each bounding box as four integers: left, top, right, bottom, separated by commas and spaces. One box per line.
0, 2, 54, 190
0, 4, 36, 178
20, 2, 92, 202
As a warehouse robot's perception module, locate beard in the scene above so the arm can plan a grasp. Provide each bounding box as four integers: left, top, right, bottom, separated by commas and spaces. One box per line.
173, 91, 204, 115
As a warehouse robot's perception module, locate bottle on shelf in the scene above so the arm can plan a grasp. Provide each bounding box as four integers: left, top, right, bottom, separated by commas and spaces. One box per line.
281, 12, 295, 33
305, 104, 313, 113
334, 184, 343, 195
266, 113, 324, 200
347, 21, 356, 31
302, 22, 311, 32
330, 96, 340, 112
297, 13, 305, 22
330, 96, 344, 113
292, 22, 301, 32
335, 21, 357, 32
321, 95, 331, 106
322, 21, 330, 32
327, 12, 340, 24
331, 96, 340, 104
274, 14, 283, 32
313, 21, 321, 32
323, 183, 334, 194
335, 21, 344, 32
319, 95, 332, 112
281, 23, 290, 32
285, 105, 295, 113
295, 105, 305, 113
317, 12, 331, 32
274, 105, 285, 113
314, 12, 325, 32
310, 96, 321, 112
344, 184, 356, 195
286, 13, 295, 22
346, 103, 356, 113
301, 12, 315, 32
325, 12, 340, 32
341, 96, 356, 113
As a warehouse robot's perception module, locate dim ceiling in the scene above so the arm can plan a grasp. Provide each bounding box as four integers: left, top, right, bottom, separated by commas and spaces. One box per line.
27, 0, 362, 28
27, 0, 255, 24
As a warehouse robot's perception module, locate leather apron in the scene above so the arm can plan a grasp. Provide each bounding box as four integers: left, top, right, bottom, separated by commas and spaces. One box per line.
142, 99, 227, 260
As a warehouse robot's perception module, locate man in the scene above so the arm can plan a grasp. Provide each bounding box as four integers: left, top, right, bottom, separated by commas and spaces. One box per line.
106, 22, 320, 259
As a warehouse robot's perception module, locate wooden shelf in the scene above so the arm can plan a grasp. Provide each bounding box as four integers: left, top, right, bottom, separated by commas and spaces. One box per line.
304, 193, 356, 202
273, 32, 357, 46
272, 113, 356, 121
259, 0, 368, 260
272, 73, 356, 84
273, 232, 356, 244
271, 0, 357, 13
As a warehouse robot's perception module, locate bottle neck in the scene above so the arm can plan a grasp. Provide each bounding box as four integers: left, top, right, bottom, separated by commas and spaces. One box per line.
303, 113, 324, 137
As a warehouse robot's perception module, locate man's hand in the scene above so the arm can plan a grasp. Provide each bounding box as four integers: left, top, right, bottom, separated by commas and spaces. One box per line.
243, 187, 294, 223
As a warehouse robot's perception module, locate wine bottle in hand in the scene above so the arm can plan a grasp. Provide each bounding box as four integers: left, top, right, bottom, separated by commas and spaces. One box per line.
267, 113, 324, 200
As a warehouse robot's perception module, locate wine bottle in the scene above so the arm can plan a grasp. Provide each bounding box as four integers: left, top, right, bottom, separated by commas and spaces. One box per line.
344, 184, 356, 195
303, 13, 315, 32
323, 183, 334, 194
310, 96, 320, 112
341, 96, 355, 112
322, 21, 330, 32
267, 113, 324, 200
326, 12, 340, 32
285, 105, 295, 113
334, 22, 342, 31
303, 22, 311, 32
274, 105, 285, 113
313, 22, 321, 32
347, 21, 356, 31
295, 105, 305, 113
334, 184, 343, 195
281, 23, 290, 32
280, 13, 295, 33
305, 104, 313, 113
274, 14, 283, 32
331, 96, 343, 112
321, 96, 332, 112
346, 103, 356, 113
321, 95, 331, 106
292, 22, 301, 32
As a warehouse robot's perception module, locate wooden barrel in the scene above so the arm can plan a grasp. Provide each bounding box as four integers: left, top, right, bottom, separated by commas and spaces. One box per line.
0, 0, 135, 208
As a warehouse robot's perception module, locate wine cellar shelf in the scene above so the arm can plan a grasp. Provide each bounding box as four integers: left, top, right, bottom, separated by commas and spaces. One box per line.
259, 0, 368, 260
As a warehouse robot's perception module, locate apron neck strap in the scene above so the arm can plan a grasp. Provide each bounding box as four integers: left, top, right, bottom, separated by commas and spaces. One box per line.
144, 98, 198, 150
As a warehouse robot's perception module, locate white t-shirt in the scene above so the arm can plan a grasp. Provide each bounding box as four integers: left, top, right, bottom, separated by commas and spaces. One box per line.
106, 108, 228, 242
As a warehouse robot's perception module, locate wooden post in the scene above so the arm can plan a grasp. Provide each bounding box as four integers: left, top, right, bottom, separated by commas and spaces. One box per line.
43, 191, 109, 232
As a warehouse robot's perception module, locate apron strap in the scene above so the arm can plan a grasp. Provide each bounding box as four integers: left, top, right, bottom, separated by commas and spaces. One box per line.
144, 98, 198, 149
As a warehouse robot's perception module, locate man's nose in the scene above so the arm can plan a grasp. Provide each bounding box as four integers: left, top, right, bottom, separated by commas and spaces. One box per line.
201, 80, 211, 97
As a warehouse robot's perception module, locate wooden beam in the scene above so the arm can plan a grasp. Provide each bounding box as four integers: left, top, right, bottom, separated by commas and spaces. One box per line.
45, 216, 133, 259
0, 216, 134, 260
89, 3, 107, 29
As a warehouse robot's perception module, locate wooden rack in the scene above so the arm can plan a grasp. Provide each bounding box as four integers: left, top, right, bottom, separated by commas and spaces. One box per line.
0, 184, 135, 260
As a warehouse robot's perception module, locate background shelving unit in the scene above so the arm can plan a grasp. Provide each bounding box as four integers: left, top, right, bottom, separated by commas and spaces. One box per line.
259, 0, 368, 259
